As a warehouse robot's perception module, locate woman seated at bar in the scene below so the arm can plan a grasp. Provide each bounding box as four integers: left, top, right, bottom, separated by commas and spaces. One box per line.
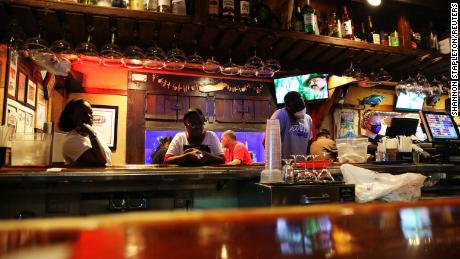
151, 136, 173, 164
164, 108, 225, 166
361, 110, 384, 158
221, 130, 252, 165
59, 99, 112, 166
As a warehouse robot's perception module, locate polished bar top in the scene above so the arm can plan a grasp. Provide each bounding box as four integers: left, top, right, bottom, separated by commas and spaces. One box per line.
0, 198, 459, 258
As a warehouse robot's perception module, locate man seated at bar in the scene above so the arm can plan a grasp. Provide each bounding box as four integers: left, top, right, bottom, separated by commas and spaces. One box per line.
59, 99, 112, 166
221, 130, 252, 165
151, 136, 173, 164
164, 108, 225, 165
309, 129, 337, 160
268, 91, 313, 159
361, 110, 384, 157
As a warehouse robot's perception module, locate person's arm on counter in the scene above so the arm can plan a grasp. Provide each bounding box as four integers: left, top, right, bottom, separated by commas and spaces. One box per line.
76, 124, 109, 166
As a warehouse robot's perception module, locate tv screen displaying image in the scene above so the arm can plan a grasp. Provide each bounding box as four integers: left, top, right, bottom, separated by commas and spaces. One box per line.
395, 92, 425, 111
274, 74, 328, 104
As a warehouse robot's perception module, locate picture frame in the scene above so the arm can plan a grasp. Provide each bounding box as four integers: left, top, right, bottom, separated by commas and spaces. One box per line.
6, 104, 17, 131
26, 80, 37, 109
7, 50, 18, 99
91, 105, 119, 150
17, 72, 27, 104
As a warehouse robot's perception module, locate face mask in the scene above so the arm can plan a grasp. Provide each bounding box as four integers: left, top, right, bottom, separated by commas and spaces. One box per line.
370, 124, 381, 134
294, 108, 306, 119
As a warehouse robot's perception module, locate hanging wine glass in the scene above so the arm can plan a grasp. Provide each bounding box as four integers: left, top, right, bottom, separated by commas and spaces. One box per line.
203, 45, 221, 73
221, 49, 240, 76
145, 30, 165, 70
100, 26, 124, 67
342, 61, 357, 77
240, 47, 263, 77
123, 25, 145, 69
185, 39, 204, 70
164, 33, 186, 70
257, 47, 281, 78
50, 22, 77, 62
375, 67, 392, 81
75, 26, 101, 65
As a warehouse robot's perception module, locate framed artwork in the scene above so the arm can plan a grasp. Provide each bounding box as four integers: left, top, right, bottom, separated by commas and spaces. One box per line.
16, 109, 26, 133
25, 112, 34, 133
7, 50, 18, 99
17, 72, 27, 104
36, 86, 46, 130
333, 108, 360, 139
26, 80, 37, 109
92, 105, 119, 150
6, 105, 17, 132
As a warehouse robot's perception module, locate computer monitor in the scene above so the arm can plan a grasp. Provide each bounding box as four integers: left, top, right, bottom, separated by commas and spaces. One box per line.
385, 118, 420, 138
419, 111, 460, 142
395, 92, 425, 112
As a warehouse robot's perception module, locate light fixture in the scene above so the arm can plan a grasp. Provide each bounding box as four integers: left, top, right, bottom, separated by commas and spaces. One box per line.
367, 0, 381, 7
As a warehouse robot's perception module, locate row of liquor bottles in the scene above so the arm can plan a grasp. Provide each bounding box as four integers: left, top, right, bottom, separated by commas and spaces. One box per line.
77, 0, 193, 15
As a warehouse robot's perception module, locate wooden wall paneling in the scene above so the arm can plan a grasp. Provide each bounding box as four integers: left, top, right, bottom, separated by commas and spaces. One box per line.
215, 96, 242, 123
126, 89, 145, 164
253, 99, 272, 123
189, 95, 207, 118
145, 94, 177, 120
242, 99, 255, 122
176, 95, 190, 121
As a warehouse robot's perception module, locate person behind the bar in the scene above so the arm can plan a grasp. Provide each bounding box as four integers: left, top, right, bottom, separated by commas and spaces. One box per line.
361, 110, 384, 157
151, 136, 173, 164
268, 91, 313, 159
164, 108, 225, 165
221, 130, 252, 165
59, 99, 112, 166
309, 129, 337, 161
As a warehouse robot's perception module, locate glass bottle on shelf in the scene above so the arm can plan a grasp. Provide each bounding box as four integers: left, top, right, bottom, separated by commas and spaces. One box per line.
130, 0, 145, 10
222, 0, 236, 22
302, 0, 315, 34
342, 6, 353, 39
239, 0, 251, 24
158, 0, 171, 13
327, 12, 341, 38
357, 22, 366, 42
146, 0, 158, 11
172, 0, 186, 15
96, 0, 112, 7
208, 0, 220, 20
367, 16, 380, 44
291, 0, 304, 32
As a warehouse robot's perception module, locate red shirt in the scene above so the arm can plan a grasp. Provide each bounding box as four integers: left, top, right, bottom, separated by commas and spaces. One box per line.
224, 142, 252, 165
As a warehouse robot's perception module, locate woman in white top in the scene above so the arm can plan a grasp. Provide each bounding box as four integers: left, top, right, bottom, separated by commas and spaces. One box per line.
59, 99, 112, 166
164, 108, 224, 166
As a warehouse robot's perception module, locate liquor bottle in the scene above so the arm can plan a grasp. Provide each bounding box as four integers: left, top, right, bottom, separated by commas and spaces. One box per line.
327, 12, 341, 38
208, 0, 220, 19
239, 0, 251, 24
358, 22, 366, 42
302, 0, 315, 34
342, 6, 353, 39
291, 0, 304, 32
146, 0, 158, 11
367, 16, 380, 44
158, 0, 171, 13
252, 0, 271, 27
390, 30, 400, 47
380, 31, 389, 46
130, 0, 145, 10
172, 0, 186, 15
222, 0, 236, 21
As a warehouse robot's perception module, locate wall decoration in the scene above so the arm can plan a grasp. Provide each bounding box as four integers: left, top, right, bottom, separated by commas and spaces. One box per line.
35, 86, 46, 130
26, 80, 37, 108
16, 109, 26, 133
333, 108, 360, 139
17, 72, 27, 104
6, 105, 17, 131
25, 112, 34, 133
92, 105, 119, 150
7, 50, 18, 99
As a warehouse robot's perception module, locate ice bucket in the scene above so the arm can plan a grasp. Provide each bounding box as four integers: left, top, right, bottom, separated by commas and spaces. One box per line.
11, 133, 52, 166
336, 137, 368, 163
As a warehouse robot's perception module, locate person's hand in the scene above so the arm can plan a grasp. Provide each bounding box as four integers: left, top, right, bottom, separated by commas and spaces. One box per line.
185, 149, 205, 163
76, 123, 96, 138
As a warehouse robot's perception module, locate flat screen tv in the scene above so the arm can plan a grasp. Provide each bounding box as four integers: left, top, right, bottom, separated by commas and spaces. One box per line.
395, 92, 425, 111
274, 73, 329, 104
419, 111, 460, 142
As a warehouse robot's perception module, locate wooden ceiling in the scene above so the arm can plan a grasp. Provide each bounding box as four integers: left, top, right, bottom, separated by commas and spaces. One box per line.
0, 0, 450, 80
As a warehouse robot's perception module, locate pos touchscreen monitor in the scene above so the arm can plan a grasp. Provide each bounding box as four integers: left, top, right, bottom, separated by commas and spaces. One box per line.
419, 111, 460, 142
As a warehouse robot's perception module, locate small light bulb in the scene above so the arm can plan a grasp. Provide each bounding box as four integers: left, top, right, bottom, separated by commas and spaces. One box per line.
367, 0, 381, 6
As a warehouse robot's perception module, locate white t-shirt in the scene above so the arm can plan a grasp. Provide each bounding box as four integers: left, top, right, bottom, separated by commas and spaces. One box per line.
62, 130, 112, 166
166, 131, 224, 157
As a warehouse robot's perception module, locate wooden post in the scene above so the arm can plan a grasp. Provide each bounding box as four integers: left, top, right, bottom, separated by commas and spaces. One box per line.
397, 16, 412, 49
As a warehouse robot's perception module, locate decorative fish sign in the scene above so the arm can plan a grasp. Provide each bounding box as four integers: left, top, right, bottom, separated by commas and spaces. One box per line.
359, 94, 385, 107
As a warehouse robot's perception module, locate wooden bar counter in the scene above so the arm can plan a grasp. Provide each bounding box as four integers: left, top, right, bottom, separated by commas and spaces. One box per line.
0, 198, 459, 258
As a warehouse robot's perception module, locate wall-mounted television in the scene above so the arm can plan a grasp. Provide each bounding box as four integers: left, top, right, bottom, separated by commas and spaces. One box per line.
395, 92, 425, 111
274, 74, 329, 104
419, 111, 460, 142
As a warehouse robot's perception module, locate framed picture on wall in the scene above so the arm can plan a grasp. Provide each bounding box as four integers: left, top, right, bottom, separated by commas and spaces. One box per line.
25, 112, 34, 133
7, 51, 18, 99
17, 72, 27, 104
16, 109, 26, 133
26, 80, 37, 109
92, 105, 119, 150
36, 86, 46, 130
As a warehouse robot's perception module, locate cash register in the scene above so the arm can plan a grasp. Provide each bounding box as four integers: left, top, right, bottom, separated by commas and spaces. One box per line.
419, 111, 460, 163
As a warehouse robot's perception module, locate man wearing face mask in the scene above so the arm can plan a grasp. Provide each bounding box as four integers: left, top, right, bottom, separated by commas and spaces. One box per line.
268, 91, 313, 159
361, 110, 384, 157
